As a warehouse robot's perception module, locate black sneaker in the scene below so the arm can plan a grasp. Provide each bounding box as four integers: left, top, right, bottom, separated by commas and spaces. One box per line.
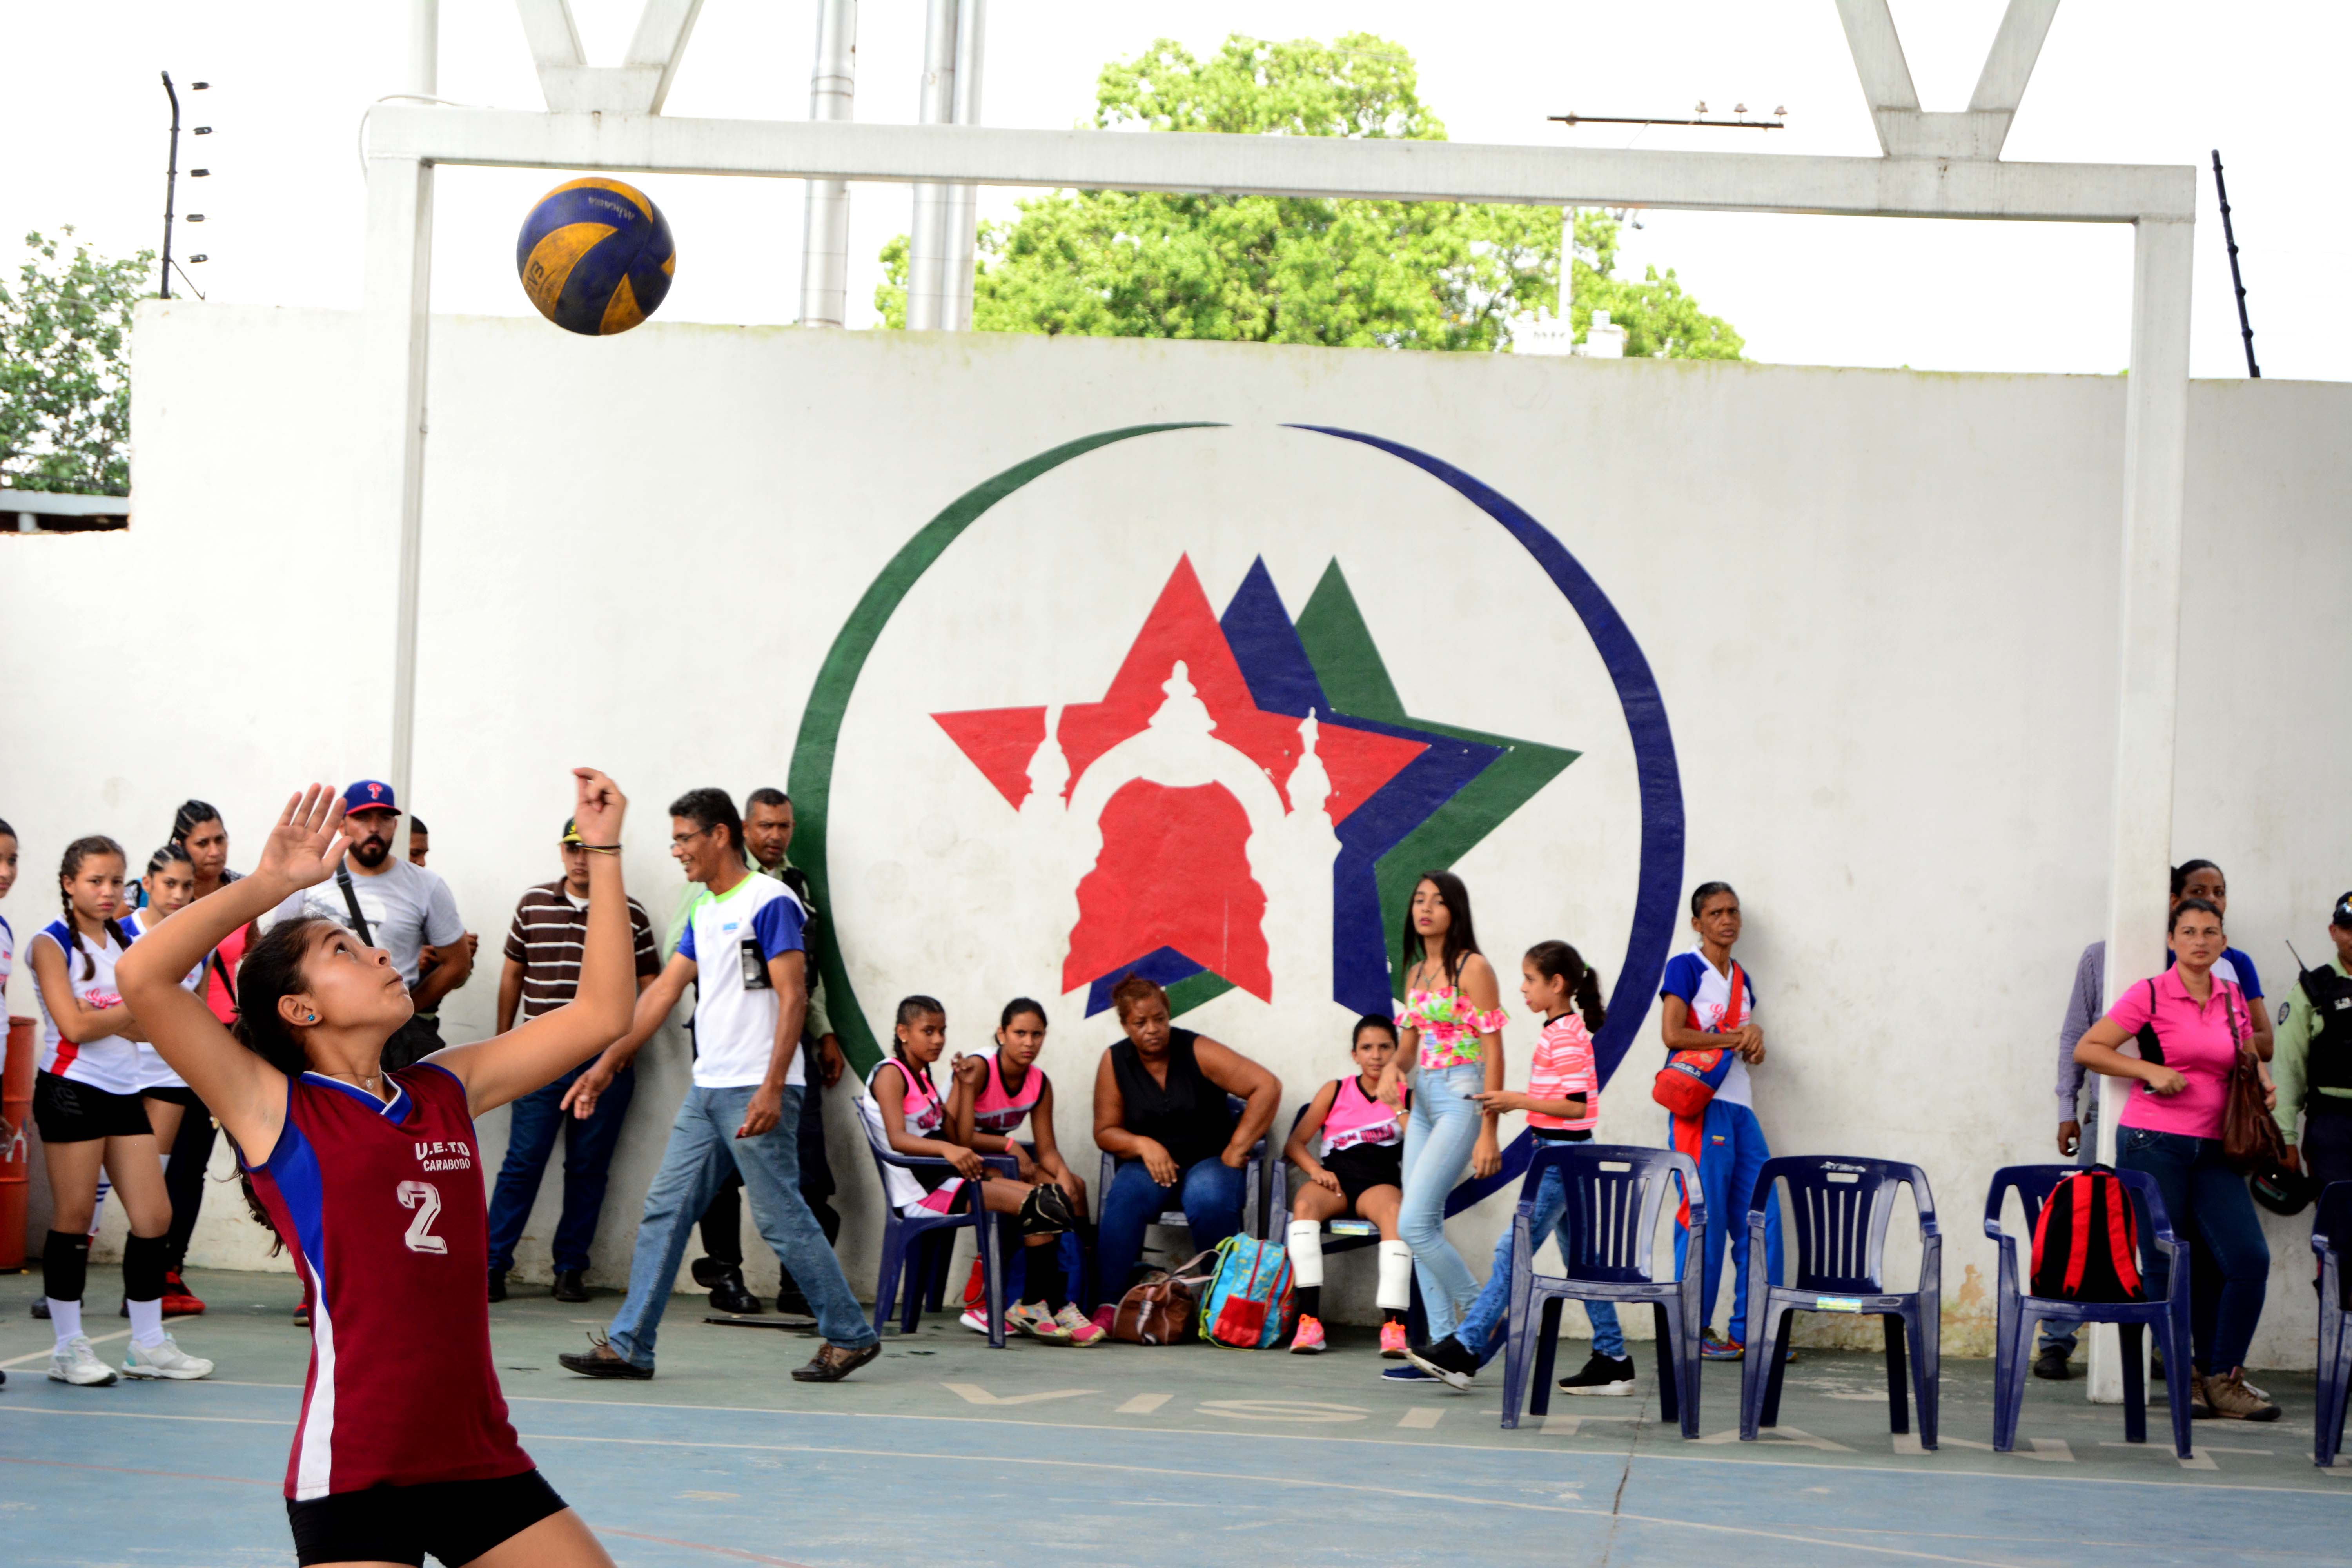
1558, 1351, 1637, 1397
559, 1334, 653, 1380
550, 1269, 590, 1303
30, 1299, 49, 1320
486, 1270, 508, 1304
2032, 1345, 2073, 1381
1403, 1336, 1480, 1390
792, 1341, 881, 1383
772, 1284, 814, 1318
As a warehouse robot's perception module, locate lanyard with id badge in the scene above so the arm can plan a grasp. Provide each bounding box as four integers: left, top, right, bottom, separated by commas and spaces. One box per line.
739, 935, 771, 989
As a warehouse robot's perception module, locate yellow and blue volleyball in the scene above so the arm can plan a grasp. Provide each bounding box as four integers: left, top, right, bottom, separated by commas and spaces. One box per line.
515, 178, 675, 336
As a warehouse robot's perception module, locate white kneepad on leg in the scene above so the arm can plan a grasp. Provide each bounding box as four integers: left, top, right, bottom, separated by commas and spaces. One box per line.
1286, 1220, 1326, 1289
1376, 1240, 1414, 1312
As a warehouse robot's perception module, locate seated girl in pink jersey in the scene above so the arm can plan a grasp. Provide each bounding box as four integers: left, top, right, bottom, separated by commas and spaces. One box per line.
1282, 1014, 1415, 1356
857, 996, 1082, 1339
946, 997, 1104, 1345
116, 774, 640, 1568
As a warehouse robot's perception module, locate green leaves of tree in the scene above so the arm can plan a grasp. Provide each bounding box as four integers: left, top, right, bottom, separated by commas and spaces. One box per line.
1, 229, 151, 496
875, 34, 1739, 361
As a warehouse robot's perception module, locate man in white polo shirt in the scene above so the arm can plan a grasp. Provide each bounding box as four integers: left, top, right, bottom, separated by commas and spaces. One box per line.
559, 788, 879, 1384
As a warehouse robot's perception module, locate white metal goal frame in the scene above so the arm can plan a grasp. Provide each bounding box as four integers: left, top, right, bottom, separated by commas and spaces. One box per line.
359, 0, 2184, 1404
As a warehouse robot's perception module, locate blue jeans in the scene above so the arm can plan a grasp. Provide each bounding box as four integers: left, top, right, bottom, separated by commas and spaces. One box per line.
1399, 1062, 1488, 1342
2118, 1125, 2269, 1374
1452, 1161, 1624, 1365
2039, 1103, 2098, 1356
1670, 1098, 1784, 1344
1096, 1154, 1248, 1294
485, 1061, 636, 1274
605, 1084, 875, 1366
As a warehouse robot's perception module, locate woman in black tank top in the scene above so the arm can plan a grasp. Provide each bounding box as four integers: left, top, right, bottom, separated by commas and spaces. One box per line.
1088, 976, 1279, 1323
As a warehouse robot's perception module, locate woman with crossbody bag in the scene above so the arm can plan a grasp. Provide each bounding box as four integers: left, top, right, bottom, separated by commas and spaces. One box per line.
2072, 897, 2276, 1421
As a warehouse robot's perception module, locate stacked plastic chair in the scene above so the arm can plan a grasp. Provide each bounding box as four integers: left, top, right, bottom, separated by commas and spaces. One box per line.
1739, 1156, 1940, 1448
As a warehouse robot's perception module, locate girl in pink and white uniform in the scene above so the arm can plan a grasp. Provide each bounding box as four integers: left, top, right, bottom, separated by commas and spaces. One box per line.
1283, 1014, 1415, 1355
947, 998, 1102, 1345
859, 996, 1081, 1338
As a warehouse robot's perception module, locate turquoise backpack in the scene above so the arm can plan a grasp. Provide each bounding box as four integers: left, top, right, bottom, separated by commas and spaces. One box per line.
1198, 1235, 1295, 1349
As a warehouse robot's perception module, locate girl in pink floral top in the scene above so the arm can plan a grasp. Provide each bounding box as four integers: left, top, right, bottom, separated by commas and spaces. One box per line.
1389, 871, 1506, 1359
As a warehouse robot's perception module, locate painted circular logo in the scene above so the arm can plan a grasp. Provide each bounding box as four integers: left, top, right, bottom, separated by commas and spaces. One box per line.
789, 424, 1683, 1114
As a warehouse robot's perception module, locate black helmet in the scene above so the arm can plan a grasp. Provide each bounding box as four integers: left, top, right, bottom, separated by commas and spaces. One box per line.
2250, 1158, 2315, 1216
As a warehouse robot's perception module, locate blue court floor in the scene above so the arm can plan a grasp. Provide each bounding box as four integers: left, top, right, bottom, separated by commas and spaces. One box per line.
1, 1268, 2345, 1566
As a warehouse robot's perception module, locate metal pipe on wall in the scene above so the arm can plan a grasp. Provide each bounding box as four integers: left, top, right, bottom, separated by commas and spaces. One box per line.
408, 0, 438, 97
944, 0, 985, 330
799, 0, 856, 328
904, 0, 957, 330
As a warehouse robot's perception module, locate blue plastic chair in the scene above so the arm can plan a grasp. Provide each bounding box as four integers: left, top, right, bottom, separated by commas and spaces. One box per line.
1499, 1143, 1704, 1436
1096, 1095, 1268, 1249
860, 1111, 1016, 1346
1984, 1164, 2192, 1458
1740, 1156, 1940, 1448
2312, 1180, 2352, 1468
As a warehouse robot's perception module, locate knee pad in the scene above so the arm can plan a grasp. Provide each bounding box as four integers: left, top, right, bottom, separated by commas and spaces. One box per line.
1377, 1240, 1414, 1312
44, 1230, 91, 1303
123, 1232, 169, 1303
1286, 1220, 1325, 1289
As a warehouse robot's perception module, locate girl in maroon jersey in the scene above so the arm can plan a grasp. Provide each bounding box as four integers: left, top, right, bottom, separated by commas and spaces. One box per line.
118, 774, 637, 1568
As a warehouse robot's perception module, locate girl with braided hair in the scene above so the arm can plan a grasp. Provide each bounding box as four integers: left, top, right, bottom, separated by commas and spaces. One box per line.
28, 835, 213, 1385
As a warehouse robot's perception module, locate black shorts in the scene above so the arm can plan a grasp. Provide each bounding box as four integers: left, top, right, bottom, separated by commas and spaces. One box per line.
288, 1469, 567, 1566
1323, 1142, 1403, 1208
140, 1084, 201, 1109
33, 1072, 154, 1143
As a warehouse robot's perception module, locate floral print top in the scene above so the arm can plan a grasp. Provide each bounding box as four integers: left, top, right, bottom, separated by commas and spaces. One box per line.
1396, 984, 1507, 1070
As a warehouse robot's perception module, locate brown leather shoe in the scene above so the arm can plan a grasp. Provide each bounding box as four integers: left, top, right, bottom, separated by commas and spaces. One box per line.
791, 1341, 881, 1383
2198, 1368, 2279, 1421
559, 1334, 653, 1380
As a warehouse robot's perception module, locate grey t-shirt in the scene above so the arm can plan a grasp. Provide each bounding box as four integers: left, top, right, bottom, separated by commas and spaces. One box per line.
271, 859, 464, 987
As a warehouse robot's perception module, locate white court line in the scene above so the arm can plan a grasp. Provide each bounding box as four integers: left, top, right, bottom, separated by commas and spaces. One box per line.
1115, 1393, 1172, 1414
0, 1327, 134, 1370
85, 1384, 2352, 1499
1397, 1407, 1443, 1429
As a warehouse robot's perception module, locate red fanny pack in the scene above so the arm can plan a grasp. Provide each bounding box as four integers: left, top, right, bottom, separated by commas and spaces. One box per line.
1651, 962, 1744, 1120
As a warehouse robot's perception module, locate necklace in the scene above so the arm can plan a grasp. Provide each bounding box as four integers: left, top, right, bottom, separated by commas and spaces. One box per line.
321, 1069, 387, 1098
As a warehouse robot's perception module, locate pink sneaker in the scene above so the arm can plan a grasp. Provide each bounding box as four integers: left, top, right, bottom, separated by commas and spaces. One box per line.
1379, 1321, 1408, 1358
1089, 1304, 1118, 1339
1290, 1315, 1328, 1354
1055, 1305, 1108, 1347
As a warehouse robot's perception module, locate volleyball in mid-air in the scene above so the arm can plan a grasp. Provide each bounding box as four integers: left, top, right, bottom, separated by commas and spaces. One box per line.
515, 177, 675, 336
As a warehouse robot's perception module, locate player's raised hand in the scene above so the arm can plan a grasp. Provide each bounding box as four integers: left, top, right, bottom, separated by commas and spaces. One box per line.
254, 786, 350, 892
571, 768, 628, 845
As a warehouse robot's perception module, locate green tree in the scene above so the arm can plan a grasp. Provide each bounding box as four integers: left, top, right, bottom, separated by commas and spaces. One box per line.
1, 228, 152, 496
1567, 210, 1743, 359
877, 34, 1739, 360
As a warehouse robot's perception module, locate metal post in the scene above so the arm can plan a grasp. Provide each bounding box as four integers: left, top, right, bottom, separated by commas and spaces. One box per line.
408, 0, 439, 98
799, 0, 856, 328
159, 73, 181, 299
2210, 151, 2259, 378
2088, 214, 2194, 1405
944, 0, 985, 330
904, 0, 956, 330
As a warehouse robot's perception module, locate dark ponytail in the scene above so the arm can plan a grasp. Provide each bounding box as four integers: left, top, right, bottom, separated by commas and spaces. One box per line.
56, 835, 128, 981
892, 994, 945, 1061
221, 916, 336, 1256
2169, 859, 2221, 901
1526, 940, 1606, 1034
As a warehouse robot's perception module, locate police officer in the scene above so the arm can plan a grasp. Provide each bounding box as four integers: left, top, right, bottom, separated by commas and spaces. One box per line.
2272, 891, 2352, 1196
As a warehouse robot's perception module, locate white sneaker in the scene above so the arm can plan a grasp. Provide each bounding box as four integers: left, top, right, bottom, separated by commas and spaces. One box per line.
958, 1307, 993, 1335
123, 1333, 214, 1381
49, 1335, 119, 1386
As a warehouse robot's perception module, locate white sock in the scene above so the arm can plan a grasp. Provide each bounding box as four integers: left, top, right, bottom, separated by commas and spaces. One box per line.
1286, 1220, 1325, 1290
48, 1298, 83, 1347
156, 1154, 171, 1176
128, 1297, 167, 1349
1376, 1240, 1414, 1313
87, 1181, 110, 1238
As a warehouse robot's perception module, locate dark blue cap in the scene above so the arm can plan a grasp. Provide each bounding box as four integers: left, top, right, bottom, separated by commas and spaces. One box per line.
343, 780, 399, 816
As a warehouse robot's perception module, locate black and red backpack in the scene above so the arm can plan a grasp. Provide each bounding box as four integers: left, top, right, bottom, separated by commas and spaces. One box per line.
2029, 1168, 2146, 1303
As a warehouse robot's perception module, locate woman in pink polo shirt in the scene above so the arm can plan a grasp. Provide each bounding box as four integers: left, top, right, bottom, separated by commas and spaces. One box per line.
2072, 897, 2276, 1422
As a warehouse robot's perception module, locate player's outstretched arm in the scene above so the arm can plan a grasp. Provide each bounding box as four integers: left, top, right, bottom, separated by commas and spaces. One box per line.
433, 769, 638, 1116
117, 785, 355, 1157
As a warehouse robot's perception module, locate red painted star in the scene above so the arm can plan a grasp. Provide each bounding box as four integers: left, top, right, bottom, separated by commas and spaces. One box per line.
933, 557, 1423, 1000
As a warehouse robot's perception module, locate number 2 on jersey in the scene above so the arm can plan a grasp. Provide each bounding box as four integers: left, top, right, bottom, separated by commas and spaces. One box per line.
397, 1180, 448, 1254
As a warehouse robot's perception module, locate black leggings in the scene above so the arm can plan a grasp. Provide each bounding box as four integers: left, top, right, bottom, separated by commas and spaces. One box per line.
164, 1099, 217, 1275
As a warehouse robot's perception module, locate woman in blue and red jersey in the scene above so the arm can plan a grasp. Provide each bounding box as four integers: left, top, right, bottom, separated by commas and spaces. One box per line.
117, 773, 639, 1568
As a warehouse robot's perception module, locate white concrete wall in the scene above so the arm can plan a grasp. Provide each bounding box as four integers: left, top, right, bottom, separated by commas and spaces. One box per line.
3, 304, 2346, 1367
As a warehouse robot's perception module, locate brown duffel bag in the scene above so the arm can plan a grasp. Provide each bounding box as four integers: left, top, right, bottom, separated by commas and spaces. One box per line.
1111, 1250, 1219, 1345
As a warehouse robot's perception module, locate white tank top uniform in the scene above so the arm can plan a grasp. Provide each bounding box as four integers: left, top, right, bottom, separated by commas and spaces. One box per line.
966, 1045, 1048, 1139
33, 920, 144, 1094
120, 910, 207, 1091
858, 1056, 964, 1215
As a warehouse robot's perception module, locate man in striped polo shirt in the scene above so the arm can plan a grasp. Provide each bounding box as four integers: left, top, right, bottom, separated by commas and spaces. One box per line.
483, 817, 662, 1303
